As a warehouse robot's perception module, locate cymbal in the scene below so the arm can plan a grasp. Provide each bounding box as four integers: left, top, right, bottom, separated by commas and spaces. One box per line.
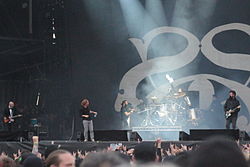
150, 96, 158, 100
165, 92, 186, 99
173, 92, 186, 98
148, 104, 163, 107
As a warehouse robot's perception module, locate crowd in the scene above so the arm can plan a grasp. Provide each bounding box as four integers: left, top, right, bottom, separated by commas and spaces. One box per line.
0, 136, 250, 167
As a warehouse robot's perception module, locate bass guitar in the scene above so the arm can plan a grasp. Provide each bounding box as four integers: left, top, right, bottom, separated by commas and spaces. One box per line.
225, 106, 240, 119
3, 114, 23, 123
124, 108, 135, 116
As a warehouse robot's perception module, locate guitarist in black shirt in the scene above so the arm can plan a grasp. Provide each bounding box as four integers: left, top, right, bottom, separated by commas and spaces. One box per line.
120, 100, 134, 129
224, 90, 240, 129
3, 101, 21, 132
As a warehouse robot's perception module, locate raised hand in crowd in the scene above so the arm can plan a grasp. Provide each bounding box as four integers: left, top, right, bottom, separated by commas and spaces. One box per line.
165, 148, 172, 156
155, 138, 162, 148
180, 144, 187, 151
127, 148, 134, 156
77, 150, 86, 159
0, 152, 7, 158
12, 149, 21, 161
169, 143, 180, 155
72, 151, 77, 158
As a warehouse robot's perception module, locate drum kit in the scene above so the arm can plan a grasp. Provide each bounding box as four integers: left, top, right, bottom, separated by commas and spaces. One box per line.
137, 90, 200, 127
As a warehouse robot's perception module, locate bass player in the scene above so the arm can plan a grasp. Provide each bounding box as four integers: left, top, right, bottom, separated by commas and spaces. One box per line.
120, 100, 135, 129
224, 90, 240, 129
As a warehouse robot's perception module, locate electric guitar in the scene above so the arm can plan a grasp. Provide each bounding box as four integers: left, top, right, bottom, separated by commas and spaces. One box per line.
225, 106, 240, 119
3, 114, 23, 123
124, 108, 135, 116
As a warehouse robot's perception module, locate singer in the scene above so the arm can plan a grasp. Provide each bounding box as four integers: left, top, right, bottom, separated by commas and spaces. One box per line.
79, 99, 97, 142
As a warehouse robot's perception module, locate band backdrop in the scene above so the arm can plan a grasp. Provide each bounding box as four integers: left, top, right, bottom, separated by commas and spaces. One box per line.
67, 0, 250, 134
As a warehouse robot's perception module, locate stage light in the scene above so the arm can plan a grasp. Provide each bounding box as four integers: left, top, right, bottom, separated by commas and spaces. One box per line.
51, 17, 56, 44
52, 32, 56, 39
145, 0, 167, 26
119, 0, 150, 36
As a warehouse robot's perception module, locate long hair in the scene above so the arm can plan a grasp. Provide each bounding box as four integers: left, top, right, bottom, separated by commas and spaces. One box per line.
121, 100, 127, 107
229, 90, 236, 99
229, 90, 236, 96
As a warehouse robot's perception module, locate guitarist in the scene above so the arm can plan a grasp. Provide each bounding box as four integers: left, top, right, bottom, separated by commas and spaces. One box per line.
120, 100, 134, 129
224, 90, 240, 129
3, 101, 19, 132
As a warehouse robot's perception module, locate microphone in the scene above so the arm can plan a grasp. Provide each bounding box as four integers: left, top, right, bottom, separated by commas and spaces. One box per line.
36, 92, 40, 106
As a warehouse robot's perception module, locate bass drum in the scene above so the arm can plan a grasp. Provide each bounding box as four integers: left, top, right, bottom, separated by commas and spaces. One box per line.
156, 103, 179, 126
150, 110, 162, 126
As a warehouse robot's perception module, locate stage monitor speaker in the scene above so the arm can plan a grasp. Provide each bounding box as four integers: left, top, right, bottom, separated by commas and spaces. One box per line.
189, 129, 239, 141
76, 131, 82, 141
94, 130, 129, 141
179, 131, 190, 141
130, 131, 142, 141
0, 131, 24, 141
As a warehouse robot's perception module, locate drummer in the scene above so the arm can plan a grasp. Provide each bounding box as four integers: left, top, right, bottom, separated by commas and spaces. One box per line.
136, 99, 147, 111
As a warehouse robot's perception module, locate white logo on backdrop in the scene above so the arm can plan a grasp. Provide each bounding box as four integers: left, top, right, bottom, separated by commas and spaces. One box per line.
114, 23, 250, 131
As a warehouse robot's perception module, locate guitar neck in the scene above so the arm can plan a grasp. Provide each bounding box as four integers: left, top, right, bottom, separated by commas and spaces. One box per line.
228, 106, 240, 112
11, 115, 22, 119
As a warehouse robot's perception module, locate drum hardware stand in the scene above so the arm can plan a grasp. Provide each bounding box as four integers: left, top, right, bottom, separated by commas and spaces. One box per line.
141, 108, 154, 126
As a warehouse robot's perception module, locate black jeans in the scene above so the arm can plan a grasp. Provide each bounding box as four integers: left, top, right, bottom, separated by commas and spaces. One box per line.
226, 114, 237, 129
5, 122, 15, 132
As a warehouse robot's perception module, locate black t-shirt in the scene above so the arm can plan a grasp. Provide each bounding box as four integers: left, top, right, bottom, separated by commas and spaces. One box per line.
120, 104, 132, 120
224, 97, 240, 114
4, 107, 19, 118
80, 106, 92, 121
